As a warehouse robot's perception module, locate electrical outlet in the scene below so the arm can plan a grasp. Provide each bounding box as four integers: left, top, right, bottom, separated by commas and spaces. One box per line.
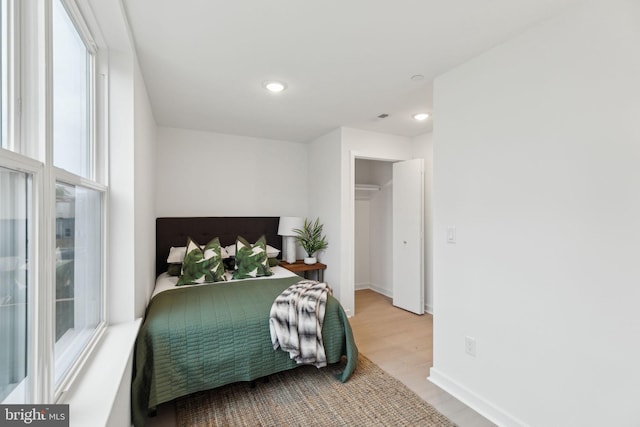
465, 336, 476, 357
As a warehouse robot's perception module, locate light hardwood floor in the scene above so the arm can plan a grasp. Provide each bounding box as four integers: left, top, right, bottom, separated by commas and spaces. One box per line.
147, 289, 495, 427
350, 289, 495, 427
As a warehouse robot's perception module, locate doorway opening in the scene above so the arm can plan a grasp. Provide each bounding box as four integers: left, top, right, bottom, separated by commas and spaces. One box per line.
354, 158, 394, 298
351, 155, 424, 316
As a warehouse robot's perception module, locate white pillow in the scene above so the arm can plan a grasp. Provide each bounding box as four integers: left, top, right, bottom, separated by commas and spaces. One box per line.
167, 246, 187, 263
225, 244, 280, 258
267, 245, 280, 258
168, 245, 230, 263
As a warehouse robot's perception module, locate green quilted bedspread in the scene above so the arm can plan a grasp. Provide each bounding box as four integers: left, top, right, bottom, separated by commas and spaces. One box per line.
131, 275, 358, 427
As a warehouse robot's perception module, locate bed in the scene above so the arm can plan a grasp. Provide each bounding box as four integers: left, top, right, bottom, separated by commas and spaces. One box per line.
131, 217, 358, 427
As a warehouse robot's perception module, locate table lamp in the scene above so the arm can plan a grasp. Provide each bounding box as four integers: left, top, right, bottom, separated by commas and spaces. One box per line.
278, 217, 303, 264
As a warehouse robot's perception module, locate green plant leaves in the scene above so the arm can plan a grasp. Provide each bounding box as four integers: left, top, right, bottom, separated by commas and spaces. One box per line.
293, 217, 328, 257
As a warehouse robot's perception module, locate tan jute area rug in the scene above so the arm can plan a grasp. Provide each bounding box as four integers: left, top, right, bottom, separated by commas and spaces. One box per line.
176, 355, 456, 426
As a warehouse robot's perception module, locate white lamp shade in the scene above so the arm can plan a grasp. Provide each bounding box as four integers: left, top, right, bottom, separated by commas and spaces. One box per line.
278, 217, 304, 236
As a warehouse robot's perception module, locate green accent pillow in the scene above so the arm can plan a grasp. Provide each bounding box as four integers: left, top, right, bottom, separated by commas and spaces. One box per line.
177, 237, 226, 286
268, 258, 280, 267
167, 263, 182, 276
232, 235, 273, 279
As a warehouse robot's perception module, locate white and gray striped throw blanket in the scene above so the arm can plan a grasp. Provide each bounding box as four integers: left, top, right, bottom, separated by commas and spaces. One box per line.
269, 280, 332, 367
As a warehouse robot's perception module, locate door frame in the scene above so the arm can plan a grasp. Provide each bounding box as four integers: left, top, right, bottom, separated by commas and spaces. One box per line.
348, 150, 406, 316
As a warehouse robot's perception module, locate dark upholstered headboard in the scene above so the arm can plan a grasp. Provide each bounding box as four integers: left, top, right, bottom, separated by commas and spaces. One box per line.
155, 217, 282, 277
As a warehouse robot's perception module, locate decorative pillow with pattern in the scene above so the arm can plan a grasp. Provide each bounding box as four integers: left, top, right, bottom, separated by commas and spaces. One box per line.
225, 244, 280, 259
177, 237, 226, 286
232, 235, 273, 280
168, 245, 230, 264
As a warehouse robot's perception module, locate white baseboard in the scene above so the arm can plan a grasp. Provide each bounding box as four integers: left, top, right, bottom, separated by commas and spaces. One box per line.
354, 282, 392, 299
354, 282, 370, 291
356, 283, 432, 314
428, 368, 529, 427
369, 284, 392, 298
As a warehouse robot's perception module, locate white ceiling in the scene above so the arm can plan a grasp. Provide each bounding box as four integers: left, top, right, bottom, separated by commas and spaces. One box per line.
123, 0, 578, 142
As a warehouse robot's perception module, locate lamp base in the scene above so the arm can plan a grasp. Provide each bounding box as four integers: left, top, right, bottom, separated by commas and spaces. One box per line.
284, 236, 297, 264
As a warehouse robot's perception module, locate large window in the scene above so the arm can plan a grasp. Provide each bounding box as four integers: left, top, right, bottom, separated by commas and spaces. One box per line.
1, 0, 9, 149
0, 167, 31, 404
52, 0, 91, 178
0, 0, 106, 403
51, 0, 103, 389
54, 183, 103, 385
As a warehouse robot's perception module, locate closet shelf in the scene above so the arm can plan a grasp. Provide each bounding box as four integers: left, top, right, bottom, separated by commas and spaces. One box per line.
355, 184, 381, 191
355, 184, 382, 201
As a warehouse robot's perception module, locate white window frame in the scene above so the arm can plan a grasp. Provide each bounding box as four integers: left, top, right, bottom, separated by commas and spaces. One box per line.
51, 0, 97, 180
48, 0, 107, 400
51, 173, 107, 399
0, 0, 109, 404
1, 0, 38, 405
0, 149, 42, 405
1, 0, 20, 153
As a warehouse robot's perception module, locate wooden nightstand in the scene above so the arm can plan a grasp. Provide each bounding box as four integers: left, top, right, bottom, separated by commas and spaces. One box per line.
279, 260, 327, 282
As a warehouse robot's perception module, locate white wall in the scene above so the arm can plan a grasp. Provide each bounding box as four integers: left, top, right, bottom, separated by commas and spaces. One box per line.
412, 132, 434, 312
307, 128, 343, 306
156, 127, 308, 217
103, 35, 157, 325
430, 1, 640, 425
354, 199, 371, 289
355, 158, 393, 185
107, 48, 136, 324
133, 62, 157, 318
369, 181, 393, 296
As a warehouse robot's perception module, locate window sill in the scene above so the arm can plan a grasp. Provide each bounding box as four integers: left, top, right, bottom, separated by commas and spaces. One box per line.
57, 318, 142, 427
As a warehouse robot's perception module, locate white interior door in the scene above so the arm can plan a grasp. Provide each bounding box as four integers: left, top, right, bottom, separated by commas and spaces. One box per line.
392, 159, 424, 314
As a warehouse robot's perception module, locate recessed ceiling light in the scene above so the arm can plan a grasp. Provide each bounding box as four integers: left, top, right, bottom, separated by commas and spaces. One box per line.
413, 112, 430, 121
410, 74, 424, 82
263, 81, 287, 93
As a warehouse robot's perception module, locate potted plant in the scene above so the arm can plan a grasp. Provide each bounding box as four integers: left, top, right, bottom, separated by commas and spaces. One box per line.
293, 217, 328, 264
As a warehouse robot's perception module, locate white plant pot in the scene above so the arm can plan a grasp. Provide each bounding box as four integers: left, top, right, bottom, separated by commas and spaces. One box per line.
304, 257, 317, 265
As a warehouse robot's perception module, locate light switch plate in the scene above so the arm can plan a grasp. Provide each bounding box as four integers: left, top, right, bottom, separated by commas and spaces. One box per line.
465, 336, 476, 356
447, 226, 456, 243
